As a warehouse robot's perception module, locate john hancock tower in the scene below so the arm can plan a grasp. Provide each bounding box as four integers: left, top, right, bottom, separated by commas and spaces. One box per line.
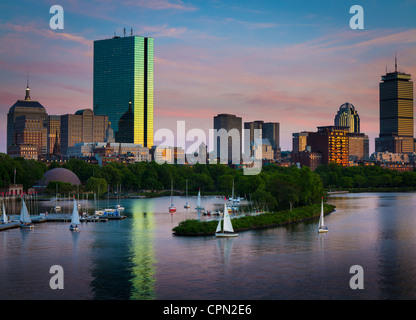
93, 33, 154, 147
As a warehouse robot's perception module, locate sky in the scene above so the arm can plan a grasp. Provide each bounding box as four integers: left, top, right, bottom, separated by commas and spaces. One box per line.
0, 0, 416, 154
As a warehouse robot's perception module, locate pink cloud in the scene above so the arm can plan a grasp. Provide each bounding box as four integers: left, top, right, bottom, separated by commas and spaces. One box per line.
125, 0, 197, 11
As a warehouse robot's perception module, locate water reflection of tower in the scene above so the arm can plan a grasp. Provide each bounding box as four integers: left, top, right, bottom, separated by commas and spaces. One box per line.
129, 199, 156, 300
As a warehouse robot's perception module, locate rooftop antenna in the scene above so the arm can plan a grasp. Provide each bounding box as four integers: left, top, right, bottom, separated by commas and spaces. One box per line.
25, 70, 30, 101
124, 27, 126, 37
395, 52, 397, 72
131, 28, 133, 36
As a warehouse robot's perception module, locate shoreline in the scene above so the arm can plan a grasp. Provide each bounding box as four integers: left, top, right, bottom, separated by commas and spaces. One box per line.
172, 203, 336, 237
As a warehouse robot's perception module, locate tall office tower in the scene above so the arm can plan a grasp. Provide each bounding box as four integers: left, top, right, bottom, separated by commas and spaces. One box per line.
116, 100, 134, 143
7, 83, 48, 158
292, 132, 311, 153
47, 115, 61, 155
60, 109, 108, 156
334, 102, 360, 133
309, 126, 349, 166
348, 132, 369, 161
375, 57, 414, 153
93, 34, 154, 147
244, 120, 280, 159
213, 114, 242, 163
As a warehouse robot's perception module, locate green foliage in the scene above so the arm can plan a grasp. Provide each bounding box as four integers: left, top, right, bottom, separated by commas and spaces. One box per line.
0, 154, 47, 189
315, 163, 416, 189
46, 181, 77, 194
85, 177, 107, 195
172, 203, 336, 236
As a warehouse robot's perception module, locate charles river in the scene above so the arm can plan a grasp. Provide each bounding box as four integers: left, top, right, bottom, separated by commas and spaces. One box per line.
1, 192, 416, 300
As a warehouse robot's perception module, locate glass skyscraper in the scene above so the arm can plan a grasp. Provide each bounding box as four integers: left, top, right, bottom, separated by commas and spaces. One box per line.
93, 35, 154, 148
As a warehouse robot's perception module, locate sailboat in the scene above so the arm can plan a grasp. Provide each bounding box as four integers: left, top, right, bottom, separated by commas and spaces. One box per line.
184, 180, 190, 209
70, 198, 81, 231
318, 197, 328, 233
54, 183, 61, 212
115, 184, 124, 211
216, 202, 238, 238
20, 198, 33, 229
1, 202, 9, 224
195, 188, 204, 211
169, 180, 176, 214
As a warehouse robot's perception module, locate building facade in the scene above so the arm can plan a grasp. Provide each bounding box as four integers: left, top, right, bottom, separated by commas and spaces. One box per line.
292, 132, 311, 153
334, 102, 360, 133
213, 114, 242, 164
375, 59, 414, 153
7, 84, 48, 159
308, 126, 349, 166
47, 115, 61, 155
348, 132, 369, 161
93, 35, 154, 147
60, 109, 108, 156
244, 121, 280, 160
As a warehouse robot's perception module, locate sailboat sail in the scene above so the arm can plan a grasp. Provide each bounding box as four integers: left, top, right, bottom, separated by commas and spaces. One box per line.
319, 199, 324, 227
196, 189, 201, 207
71, 199, 81, 226
2, 202, 8, 223
216, 218, 222, 233
20, 198, 31, 223
223, 203, 234, 233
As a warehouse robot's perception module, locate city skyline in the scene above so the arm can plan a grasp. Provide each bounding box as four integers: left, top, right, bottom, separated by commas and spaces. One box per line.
1, 1, 416, 154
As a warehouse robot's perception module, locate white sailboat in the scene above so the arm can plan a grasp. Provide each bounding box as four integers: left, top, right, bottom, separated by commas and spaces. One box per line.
195, 188, 204, 211
216, 202, 238, 238
318, 197, 328, 233
169, 179, 176, 214
54, 183, 61, 211
1, 202, 9, 224
184, 179, 190, 209
70, 198, 81, 231
20, 198, 33, 229
115, 185, 124, 211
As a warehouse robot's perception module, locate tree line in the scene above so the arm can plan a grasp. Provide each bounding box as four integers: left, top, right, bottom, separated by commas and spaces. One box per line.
0, 154, 324, 212
315, 163, 416, 189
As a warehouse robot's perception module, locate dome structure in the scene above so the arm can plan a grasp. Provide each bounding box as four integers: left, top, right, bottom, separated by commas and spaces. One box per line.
37, 168, 81, 187
334, 102, 360, 133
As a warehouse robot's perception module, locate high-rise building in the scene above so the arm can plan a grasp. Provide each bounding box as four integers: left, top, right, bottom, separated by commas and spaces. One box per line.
334, 102, 360, 133
292, 132, 311, 153
60, 109, 108, 156
47, 115, 61, 155
116, 100, 134, 143
244, 120, 280, 159
213, 114, 242, 163
308, 126, 349, 166
93, 34, 154, 147
375, 57, 414, 153
7, 83, 48, 158
348, 132, 369, 161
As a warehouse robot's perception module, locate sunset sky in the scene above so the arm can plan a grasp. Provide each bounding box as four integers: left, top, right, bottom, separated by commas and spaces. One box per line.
1, 0, 415, 154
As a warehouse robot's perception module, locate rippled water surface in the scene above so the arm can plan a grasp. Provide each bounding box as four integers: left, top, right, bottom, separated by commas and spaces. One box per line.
2, 193, 416, 300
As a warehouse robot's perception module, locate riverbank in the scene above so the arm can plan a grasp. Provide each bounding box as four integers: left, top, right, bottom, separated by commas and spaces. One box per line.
326, 187, 416, 193
172, 203, 336, 236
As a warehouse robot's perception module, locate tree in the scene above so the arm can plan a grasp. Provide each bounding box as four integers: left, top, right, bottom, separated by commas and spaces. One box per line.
340, 176, 354, 188
85, 177, 107, 195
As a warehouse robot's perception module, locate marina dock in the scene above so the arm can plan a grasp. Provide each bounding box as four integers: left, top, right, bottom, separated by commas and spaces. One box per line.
0, 214, 126, 231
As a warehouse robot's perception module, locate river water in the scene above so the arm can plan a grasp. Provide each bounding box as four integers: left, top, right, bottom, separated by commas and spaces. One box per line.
1, 192, 416, 300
